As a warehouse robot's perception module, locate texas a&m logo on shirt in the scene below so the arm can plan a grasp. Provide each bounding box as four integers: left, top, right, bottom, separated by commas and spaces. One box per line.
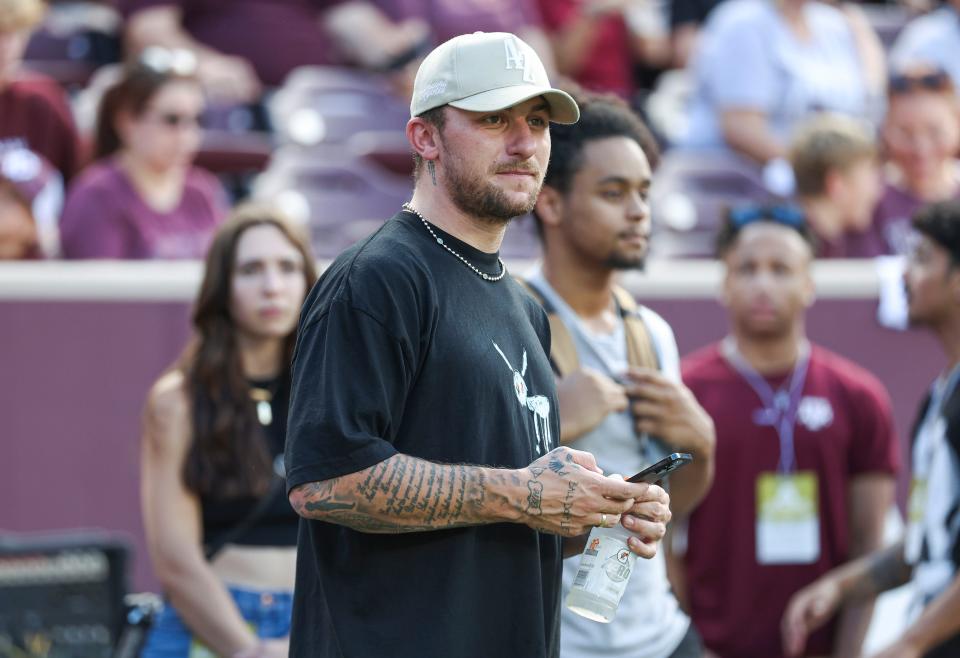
797, 396, 834, 432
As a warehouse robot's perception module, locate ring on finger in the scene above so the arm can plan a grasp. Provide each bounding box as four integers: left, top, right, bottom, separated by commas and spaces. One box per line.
600, 513, 608, 528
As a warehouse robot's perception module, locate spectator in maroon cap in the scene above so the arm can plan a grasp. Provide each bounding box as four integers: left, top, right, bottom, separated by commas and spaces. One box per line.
0, 0, 84, 181
59, 52, 227, 259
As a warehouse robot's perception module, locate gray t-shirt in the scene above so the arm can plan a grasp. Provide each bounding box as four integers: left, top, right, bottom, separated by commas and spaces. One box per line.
527, 269, 690, 658
681, 0, 870, 150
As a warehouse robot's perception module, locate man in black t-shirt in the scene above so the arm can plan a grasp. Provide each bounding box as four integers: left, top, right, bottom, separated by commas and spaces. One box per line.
284, 31, 673, 658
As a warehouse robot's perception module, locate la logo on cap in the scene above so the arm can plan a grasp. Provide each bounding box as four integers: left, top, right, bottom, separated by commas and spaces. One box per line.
503, 36, 536, 83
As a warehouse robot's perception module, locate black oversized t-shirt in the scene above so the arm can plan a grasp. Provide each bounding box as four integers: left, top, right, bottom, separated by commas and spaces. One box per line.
285, 211, 562, 658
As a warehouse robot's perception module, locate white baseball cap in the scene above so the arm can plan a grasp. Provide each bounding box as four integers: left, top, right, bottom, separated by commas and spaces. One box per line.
410, 31, 580, 124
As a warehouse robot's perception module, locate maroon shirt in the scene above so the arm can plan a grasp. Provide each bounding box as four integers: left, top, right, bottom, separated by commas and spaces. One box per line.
866, 179, 960, 256
59, 159, 227, 260
376, 0, 543, 45
119, 0, 340, 86
681, 343, 899, 658
537, 0, 633, 98
0, 73, 83, 181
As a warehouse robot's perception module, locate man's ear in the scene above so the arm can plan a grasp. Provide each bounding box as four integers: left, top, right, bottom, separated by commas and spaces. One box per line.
406, 116, 441, 163
949, 264, 960, 305
534, 185, 564, 229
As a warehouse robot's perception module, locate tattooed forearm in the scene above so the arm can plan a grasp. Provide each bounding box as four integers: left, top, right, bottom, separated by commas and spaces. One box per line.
842, 542, 912, 602
862, 543, 911, 597
289, 454, 519, 534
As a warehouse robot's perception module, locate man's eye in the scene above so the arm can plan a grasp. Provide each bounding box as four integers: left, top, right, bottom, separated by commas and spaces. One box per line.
529, 116, 547, 128
483, 115, 503, 125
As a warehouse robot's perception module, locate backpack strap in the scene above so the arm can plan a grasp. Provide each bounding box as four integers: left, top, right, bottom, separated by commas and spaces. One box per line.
517, 277, 580, 377
520, 277, 662, 376
612, 284, 660, 371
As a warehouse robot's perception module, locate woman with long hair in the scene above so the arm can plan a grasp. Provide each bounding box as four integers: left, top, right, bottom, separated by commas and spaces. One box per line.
60, 49, 227, 259
140, 205, 317, 658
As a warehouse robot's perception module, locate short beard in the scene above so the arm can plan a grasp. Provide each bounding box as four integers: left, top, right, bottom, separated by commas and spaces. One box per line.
604, 252, 646, 271
442, 156, 541, 226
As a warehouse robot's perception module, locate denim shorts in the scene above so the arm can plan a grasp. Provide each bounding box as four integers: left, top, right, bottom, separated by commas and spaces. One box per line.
140, 586, 293, 658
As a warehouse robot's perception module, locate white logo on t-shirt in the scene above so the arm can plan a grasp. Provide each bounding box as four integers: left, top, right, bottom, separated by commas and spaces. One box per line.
493, 341, 552, 455
503, 37, 536, 83
798, 396, 833, 432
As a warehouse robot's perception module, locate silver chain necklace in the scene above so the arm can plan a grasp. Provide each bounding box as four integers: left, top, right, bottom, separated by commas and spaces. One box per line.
402, 203, 506, 282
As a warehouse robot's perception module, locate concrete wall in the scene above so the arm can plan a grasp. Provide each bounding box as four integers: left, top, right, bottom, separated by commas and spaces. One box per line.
0, 260, 944, 591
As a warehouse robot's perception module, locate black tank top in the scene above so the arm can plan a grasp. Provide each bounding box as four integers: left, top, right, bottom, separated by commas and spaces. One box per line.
200, 375, 299, 548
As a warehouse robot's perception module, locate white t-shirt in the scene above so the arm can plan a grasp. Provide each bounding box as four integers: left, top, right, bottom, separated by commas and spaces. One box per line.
682, 0, 869, 150
905, 367, 960, 619
527, 270, 690, 658
890, 6, 960, 91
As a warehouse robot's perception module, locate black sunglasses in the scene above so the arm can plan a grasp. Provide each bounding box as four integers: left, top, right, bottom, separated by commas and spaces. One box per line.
889, 70, 952, 95
728, 204, 806, 229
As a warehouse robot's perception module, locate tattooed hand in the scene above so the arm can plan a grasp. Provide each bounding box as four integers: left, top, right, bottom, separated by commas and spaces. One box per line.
517, 446, 670, 551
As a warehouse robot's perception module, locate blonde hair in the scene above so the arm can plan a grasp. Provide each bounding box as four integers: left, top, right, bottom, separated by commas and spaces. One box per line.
789, 114, 877, 198
0, 0, 45, 32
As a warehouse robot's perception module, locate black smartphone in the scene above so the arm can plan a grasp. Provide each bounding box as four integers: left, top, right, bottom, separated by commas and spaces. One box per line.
627, 453, 693, 484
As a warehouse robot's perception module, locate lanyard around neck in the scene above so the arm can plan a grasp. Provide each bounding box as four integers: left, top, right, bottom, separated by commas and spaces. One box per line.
922, 362, 960, 430
722, 336, 811, 473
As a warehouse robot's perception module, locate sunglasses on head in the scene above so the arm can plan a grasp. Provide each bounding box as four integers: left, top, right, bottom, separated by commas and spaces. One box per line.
728, 204, 806, 229
139, 47, 198, 76
889, 70, 952, 95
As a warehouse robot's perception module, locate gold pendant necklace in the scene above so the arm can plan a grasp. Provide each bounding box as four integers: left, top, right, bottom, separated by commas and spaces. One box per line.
249, 387, 273, 426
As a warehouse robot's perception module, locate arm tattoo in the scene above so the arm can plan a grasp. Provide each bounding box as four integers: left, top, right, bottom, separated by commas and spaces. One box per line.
290, 455, 507, 534
864, 544, 912, 594
847, 543, 912, 600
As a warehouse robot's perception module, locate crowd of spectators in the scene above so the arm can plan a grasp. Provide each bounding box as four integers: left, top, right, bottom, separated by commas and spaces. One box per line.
0, 0, 957, 262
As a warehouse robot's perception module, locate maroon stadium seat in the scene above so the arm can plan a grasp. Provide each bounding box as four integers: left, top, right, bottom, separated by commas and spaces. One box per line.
269, 66, 409, 146
253, 148, 412, 257
649, 149, 776, 258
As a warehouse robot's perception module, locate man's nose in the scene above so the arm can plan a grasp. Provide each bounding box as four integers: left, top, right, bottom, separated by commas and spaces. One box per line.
505, 119, 537, 160
626, 191, 650, 225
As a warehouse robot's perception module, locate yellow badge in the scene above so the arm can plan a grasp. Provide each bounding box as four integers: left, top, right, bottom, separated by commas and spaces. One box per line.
904, 477, 929, 564
756, 471, 820, 564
